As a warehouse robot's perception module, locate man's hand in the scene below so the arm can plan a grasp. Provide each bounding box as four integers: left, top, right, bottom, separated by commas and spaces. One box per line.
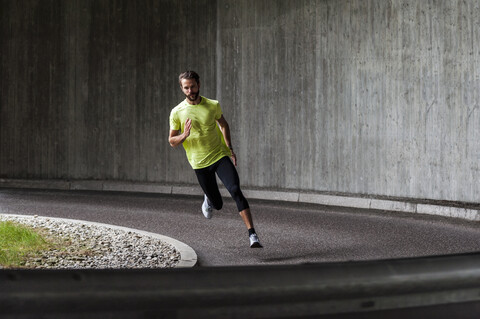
230, 149, 237, 166
184, 118, 192, 138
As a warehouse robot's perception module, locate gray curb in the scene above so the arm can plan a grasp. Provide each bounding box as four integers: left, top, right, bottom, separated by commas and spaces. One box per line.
0, 213, 197, 268
1, 178, 479, 221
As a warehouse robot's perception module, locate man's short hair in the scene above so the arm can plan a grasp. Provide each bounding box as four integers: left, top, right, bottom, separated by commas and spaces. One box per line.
179, 71, 200, 85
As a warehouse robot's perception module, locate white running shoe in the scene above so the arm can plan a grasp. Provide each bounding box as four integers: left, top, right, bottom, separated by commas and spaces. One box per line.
249, 233, 262, 248
201, 195, 213, 219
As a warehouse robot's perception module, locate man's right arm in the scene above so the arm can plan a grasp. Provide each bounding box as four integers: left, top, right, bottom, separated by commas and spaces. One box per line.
168, 118, 192, 147
168, 129, 185, 147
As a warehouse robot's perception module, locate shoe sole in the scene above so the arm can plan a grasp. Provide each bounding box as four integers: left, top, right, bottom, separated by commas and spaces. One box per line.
250, 242, 263, 248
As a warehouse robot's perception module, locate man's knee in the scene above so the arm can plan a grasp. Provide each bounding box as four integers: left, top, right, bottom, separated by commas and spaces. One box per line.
229, 184, 241, 198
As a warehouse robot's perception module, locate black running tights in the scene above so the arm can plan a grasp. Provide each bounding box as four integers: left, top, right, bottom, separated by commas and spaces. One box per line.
194, 156, 249, 212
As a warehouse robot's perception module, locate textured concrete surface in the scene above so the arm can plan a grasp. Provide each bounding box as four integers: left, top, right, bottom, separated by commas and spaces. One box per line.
2, 0, 480, 204
1, 188, 479, 267
2, 178, 479, 221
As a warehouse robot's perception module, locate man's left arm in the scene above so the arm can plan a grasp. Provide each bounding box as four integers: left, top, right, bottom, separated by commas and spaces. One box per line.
216, 115, 237, 166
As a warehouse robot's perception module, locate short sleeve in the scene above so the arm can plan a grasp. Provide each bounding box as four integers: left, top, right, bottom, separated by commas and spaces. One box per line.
215, 102, 223, 120
169, 110, 180, 130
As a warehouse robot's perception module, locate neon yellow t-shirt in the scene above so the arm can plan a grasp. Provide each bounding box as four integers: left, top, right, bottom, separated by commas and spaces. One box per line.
169, 96, 230, 169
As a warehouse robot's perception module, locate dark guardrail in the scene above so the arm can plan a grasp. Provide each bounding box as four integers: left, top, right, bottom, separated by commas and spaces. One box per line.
1, 253, 480, 318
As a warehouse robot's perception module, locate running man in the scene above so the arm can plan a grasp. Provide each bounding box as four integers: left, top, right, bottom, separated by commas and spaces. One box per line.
168, 71, 262, 248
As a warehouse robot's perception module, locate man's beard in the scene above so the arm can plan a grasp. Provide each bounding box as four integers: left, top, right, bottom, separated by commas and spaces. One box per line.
186, 91, 199, 101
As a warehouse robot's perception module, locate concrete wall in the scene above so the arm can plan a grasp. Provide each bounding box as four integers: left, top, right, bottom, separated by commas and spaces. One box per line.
1, 0, 479, 203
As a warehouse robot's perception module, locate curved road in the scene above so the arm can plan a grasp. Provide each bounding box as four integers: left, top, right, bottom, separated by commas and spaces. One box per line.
1, 188, 479, 267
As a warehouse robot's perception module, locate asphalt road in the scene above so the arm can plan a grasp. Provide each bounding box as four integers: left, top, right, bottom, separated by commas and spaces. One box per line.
1, 188, 479, 267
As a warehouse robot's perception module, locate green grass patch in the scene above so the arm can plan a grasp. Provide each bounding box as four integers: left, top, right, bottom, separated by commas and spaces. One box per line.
0, 221, 55, 268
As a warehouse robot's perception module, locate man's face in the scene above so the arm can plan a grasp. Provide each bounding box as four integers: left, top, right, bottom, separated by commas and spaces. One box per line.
180, 79, 200, 102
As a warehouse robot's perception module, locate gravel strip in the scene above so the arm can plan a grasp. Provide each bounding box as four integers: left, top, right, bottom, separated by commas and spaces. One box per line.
0, 215, 180, 269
